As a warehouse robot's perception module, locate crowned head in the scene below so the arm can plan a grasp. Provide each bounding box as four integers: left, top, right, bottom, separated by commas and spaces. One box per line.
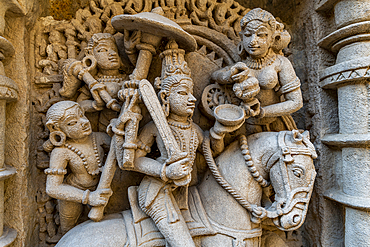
155, 40, 196, 120
85, 33, 122, 71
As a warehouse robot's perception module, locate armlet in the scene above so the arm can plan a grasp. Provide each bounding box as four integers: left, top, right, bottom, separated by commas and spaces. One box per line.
44, 168, 67, 175
279, 77, 301, 95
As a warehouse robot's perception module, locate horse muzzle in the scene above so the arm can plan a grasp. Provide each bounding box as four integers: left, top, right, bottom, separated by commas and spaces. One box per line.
268, 171, 316, 231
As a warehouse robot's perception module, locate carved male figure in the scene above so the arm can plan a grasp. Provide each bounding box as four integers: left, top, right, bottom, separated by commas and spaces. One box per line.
60, 33, 126, 114
44, 101, 112, 233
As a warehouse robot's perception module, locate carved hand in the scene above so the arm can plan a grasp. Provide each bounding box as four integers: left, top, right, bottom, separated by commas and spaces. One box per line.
166, 157, 191, 180
212, 117, 245, 136
124, 30, 142, 53
230, 62, 249, 82
88, 188, 113, 207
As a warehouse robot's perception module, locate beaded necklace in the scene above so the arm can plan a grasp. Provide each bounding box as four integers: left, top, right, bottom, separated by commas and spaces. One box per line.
97, 75, 125, 84
64, 134, 102, 176
168, 121, 191, 130
170, 123, 198, 164
244, 52, 277, 70
239, 135, 270, 187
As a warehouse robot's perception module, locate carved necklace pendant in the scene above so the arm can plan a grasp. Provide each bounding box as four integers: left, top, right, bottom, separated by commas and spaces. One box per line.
244, 53, 277, 70
64, 134, 102, 176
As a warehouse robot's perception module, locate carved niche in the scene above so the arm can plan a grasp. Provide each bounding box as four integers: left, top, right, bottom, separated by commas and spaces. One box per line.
31, 1, 315, 246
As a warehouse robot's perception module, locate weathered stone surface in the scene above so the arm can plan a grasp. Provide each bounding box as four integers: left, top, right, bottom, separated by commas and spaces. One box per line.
2, 0, 369, 246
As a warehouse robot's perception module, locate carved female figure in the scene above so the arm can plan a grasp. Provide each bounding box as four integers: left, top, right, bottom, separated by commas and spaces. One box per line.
44, 101, 112, 234
212, 8, 303, 133
60, 33, 127, 115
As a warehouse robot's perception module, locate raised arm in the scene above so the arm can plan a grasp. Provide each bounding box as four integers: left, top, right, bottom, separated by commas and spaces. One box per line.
262, 56, 303, 118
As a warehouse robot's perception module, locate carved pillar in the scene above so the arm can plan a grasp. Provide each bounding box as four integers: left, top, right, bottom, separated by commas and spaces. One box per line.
0, 37, 18, 247
318, 0, 370, 246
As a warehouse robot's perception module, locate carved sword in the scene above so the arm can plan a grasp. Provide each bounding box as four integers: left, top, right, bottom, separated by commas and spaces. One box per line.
139, 79, 191, 186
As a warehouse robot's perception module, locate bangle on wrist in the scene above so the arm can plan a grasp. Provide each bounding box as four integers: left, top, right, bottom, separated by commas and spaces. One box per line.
210, 127, 225, 140
160, 163, 168, 182
257, 107, 265, 118
82, 189, 90, 204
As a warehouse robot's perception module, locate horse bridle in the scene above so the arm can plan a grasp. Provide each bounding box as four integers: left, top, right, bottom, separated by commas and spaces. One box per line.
202, 130, 316, 226
264, 131, 316, 228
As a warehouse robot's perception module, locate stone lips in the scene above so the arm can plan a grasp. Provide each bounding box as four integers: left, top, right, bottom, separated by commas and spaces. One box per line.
111, 12, 197, 52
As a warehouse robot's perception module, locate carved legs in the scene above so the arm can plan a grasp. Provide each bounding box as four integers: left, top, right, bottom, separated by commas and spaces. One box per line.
140, 186, 196, 247
58, 200, 83, 234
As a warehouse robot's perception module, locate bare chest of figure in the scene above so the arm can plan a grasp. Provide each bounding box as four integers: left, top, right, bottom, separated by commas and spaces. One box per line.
156, 126, 197, 161
249, 63, 281, 106
64, 142, 102, 187
97, 76, 125, 98
248, 63, 279, 90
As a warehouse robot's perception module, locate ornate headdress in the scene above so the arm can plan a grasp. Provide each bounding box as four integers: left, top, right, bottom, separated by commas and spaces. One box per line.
155, 40, 193, 117
240, 8, 277, 31
154, 40, 192, 93
85, 33, 116, 56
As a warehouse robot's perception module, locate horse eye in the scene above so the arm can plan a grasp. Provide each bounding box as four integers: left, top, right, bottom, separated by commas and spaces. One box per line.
292, 168, 304, 178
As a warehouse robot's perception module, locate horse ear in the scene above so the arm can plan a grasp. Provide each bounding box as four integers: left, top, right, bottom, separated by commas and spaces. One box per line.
302, 130, 310, 140
292, 129, 303, 144
300, 130, 318, 159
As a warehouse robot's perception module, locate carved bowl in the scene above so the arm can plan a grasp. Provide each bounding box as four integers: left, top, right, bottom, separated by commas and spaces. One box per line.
214, 104, 245, 126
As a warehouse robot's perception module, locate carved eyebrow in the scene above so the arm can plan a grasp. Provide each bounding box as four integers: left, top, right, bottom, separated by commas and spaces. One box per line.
62, 114, 78, 122
95, 42, 111, 49
291, 163, 305, 172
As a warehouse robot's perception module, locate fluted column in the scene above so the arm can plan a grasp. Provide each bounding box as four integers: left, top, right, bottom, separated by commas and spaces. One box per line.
319, 0, 370, 246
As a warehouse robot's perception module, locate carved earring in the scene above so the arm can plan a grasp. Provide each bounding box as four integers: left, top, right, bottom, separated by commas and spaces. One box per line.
237, 42, 246, 59
159, 91, 170, 117
49, 131, 66, 147
162, 102, 170, 117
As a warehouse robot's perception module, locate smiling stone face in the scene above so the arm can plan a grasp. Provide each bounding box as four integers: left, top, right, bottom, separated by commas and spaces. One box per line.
241, 20, 273, 59
93, 38, 121, 71
59, 105, 92, 140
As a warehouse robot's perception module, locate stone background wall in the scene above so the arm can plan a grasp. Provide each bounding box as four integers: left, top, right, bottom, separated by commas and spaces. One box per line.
1, 0, 345, 246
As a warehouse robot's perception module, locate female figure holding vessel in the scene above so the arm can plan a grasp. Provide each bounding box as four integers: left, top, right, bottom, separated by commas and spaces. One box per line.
211, 8, 303, 134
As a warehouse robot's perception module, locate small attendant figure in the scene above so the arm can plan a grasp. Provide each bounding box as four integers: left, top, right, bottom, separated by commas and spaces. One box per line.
212, 8, 303, 133
43, 101, 112, 234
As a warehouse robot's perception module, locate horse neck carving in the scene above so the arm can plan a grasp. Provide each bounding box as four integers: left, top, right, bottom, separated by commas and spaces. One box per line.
201, 130, 316, 232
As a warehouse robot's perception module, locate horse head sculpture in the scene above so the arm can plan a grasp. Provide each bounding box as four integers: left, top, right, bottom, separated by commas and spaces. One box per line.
265, 130, 317, 231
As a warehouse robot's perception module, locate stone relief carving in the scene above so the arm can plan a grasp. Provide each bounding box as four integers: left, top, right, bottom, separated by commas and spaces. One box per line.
44, 101, 112, 234
31, 1, 317, 246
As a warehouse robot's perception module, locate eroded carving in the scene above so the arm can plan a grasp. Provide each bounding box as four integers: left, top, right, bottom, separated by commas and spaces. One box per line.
205, 8, 302, 135
32, 1, 316, 246
44, 101, 112, 234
